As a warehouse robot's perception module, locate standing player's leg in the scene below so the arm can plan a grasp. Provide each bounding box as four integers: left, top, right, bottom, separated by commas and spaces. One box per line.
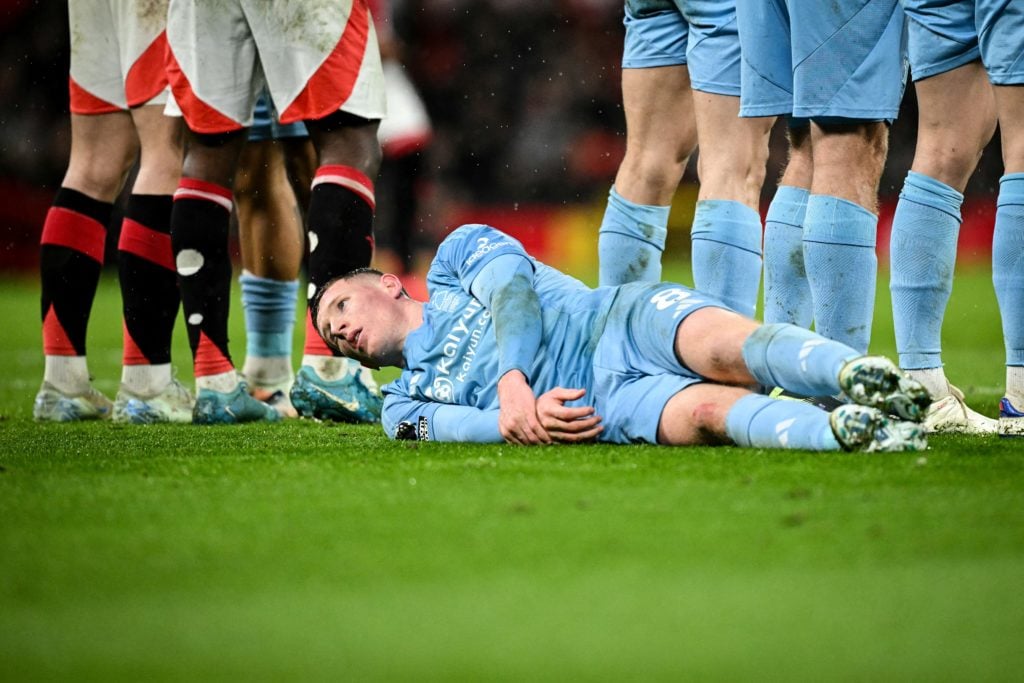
290, 113, 386, 423
992, 85, 1024, 436
888, 60, 997, 433
598, 3, 697, 286
793, 0, 908, 354
689, 90, 772, 318
234, 96, 307, 417
735, 0, 815, 326
684, 1, 773, 318
804, 119, 889, 354
762, 124, 813, 326
112, 103, 195, 423
35, 111, 137, 421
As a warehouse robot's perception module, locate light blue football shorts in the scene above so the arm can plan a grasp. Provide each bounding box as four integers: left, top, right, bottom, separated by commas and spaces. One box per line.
622, 0, 741, 96
738, 0, 909, 121
903, 0, 1024, 84
902, 0, 980, 81
592, 281, 727, 444
248, 91, 308, 142
976, 0, 1024, 85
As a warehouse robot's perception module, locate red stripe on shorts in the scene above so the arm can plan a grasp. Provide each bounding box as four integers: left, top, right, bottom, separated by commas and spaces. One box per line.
279, 0, 370, 123
68, 76, 120, 115
125, 31, 170, 108
165, 48, 242, 134
118, 218, 174, 270
40, 206, 106, 264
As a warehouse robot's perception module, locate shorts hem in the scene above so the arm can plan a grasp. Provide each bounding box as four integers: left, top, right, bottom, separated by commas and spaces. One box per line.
691, 81, 741, 97
911, 49, 981, 82
989, 70, 1024, 86
622, 56, 687, 69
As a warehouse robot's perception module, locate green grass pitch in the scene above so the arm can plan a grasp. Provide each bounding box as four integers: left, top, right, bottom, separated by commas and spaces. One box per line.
1, 264, 1022, 680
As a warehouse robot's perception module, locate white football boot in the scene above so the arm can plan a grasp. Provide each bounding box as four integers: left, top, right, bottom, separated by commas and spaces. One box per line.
921, 384, 998, 434
113, 378, 194, 424
838, 356, 932, 422
33, 382, 113, 422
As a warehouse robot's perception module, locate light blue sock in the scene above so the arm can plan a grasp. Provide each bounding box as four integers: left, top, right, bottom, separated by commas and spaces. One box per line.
742, 323, 861, 396
890, 171, 963, 370
803, 195, 878, 353
690, 199, 763, 318
725, 393, 840, 450
598, 186, 669, 286
240, 272, 299, 358
994, 173, 1024, 368
763, 186, 812, 327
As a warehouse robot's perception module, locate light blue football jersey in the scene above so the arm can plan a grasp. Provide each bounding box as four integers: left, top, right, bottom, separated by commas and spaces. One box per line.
381, 224, 617, 442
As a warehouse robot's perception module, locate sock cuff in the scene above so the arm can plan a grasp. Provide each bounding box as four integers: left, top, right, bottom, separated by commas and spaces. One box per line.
900, 171, 964, 219
240, 272, 300, 317
740, 323, 786, 389
724, 393, 772, 447
599, 186, 669, 247
998, 173, 1024, 206
52, 187, 115, 225
690, 199, 763, 254
312, 165, 376, 209
765, 186, 809, 227
804, 194, 877, 248
175, 178, 233, 212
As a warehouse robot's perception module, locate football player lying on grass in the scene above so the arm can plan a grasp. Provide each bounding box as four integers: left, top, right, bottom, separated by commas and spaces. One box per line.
313, 224, 932, 451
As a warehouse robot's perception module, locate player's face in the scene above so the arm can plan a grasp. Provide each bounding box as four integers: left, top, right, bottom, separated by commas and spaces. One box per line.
316, 275, 405, 369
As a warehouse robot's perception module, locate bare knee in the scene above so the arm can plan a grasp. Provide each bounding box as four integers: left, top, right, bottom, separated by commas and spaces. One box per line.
64, 140, 137, 200
616, 146, 690, 204
656, 384, 748, 446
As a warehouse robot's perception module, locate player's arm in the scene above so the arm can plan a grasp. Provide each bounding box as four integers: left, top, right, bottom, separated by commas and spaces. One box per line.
382, 393, 501, 442
433, 224, 549, 444
470, 255, 550, 445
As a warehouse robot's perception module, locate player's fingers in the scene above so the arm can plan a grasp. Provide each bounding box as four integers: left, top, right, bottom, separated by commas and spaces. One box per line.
561, 415, 602, 433
548, 386, 587, 401
550, 405, 596, 421
526, 418, 553, 445
552, 424, 603, 443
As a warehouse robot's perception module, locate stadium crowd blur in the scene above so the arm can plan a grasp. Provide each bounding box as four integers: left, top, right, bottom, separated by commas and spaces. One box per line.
0, 0, 1006, 273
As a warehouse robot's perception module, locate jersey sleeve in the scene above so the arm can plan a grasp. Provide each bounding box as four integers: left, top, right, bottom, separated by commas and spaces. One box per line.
427, 224, 533, 293
382, 388, 501, 442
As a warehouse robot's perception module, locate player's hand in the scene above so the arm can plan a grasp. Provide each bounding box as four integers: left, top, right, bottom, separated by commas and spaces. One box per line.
497, 370, 551, 446
536, 387, 603, 443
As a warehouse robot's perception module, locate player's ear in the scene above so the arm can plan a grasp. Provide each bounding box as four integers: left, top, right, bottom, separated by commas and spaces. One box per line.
381, 272, 404, 299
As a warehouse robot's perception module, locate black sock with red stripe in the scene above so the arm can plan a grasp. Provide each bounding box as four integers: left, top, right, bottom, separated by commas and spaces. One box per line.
304, 165, 375, 357
118, 194, 179, 365
170, 178, 235, 379
40, 187, 112, 356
